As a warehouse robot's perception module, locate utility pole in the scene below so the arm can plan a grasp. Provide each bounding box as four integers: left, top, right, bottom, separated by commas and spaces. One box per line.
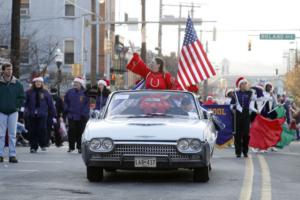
141, 0, 147, 62
202, 39, 209, 100
90, 0, 97, 85
10, 0, 21, 78
177, 4, 182, 57
296, 41, 298, 67
158, 0, 162, 56
96, 0, 100, 78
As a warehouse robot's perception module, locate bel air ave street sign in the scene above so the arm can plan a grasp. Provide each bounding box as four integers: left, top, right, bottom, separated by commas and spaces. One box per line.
260, 34, 296, 40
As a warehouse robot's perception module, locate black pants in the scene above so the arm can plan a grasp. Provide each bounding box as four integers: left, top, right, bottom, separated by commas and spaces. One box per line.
28, 116, 47, 150
234, 110, 250, 156
53, 119, 63, 146
68, 118, 87, 150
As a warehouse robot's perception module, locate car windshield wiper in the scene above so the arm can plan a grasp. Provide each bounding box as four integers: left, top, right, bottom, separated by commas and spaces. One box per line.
127, 113, 174, 118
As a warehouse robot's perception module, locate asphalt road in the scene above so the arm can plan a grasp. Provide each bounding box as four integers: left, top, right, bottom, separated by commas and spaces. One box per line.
0, 142, 299, 200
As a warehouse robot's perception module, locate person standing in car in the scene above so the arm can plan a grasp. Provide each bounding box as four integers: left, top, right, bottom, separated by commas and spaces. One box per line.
64, 77, 89, 153
25, 77, 56, 153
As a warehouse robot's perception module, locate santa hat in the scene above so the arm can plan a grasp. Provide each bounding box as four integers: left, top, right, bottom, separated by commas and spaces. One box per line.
206, 96, 213, 100
264, 81, 273, 92
98, 79, 107, 87
32, 77, 44, 83
236, 77, 248, 88
225, 88, 234, 97
73, 76, 85, 86
265, 81, 273, 87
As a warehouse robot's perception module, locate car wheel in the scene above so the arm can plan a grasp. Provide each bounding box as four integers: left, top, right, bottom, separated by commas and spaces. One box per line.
193, 166, 209, 182
87, 166, 103, 182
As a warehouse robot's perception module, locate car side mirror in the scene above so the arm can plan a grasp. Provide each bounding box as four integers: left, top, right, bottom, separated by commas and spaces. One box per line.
90, 110, 103, 119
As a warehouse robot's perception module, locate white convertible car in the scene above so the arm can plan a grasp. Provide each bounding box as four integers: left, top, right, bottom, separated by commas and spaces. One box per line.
82, 90, 217, 182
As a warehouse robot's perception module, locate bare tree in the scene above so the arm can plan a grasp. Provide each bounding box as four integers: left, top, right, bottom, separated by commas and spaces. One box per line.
0, 2, 11, 61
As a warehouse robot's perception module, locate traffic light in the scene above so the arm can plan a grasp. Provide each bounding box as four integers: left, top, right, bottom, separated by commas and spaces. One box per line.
248, 40, 252, 51
72, 64, 82, 77
111, 73, 115, 81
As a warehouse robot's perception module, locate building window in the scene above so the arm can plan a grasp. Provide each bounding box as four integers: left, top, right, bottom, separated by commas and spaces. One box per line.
64, 40, 75, 64
65, 0, 75, 17
20, 38, 29, 64
20, 0, 30, 16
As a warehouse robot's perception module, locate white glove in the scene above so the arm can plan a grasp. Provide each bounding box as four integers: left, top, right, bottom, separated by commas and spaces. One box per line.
236, 104, 243, 113
53, 118, 57, 124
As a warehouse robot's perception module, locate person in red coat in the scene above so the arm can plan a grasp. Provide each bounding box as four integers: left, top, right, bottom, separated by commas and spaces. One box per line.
203, 96, 217, 105
127, 53, 174, 90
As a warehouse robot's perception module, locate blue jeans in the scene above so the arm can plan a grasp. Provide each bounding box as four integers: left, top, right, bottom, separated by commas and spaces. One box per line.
0, 112, 18, 157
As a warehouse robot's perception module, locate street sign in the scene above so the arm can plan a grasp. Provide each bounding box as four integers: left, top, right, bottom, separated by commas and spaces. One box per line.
260, 34, 296, 40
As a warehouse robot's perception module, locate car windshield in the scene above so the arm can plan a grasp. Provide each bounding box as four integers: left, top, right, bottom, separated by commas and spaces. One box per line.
105, 91, 200, 120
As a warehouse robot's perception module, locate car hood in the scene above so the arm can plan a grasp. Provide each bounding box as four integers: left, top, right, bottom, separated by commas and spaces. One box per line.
83, 118, 214, 142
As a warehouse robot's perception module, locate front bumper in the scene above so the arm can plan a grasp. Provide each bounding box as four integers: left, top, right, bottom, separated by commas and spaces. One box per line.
82, 142, 211, 169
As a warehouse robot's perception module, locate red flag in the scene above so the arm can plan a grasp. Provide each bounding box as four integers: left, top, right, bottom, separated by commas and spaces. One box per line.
177, 16, 216, 90
249, 115, 285, 150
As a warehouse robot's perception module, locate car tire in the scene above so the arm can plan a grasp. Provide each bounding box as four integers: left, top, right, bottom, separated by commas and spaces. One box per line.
193, 166, 209, 182
87, 166, 103, 182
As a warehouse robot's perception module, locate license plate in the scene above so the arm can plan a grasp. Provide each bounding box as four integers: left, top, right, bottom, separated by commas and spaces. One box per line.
134, 157, 157, 168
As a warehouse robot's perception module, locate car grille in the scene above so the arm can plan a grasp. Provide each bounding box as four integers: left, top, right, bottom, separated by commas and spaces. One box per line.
96, 144, 193, 159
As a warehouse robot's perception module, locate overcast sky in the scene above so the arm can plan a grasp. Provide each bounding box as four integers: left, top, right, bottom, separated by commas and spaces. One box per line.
115, 0, 300, 76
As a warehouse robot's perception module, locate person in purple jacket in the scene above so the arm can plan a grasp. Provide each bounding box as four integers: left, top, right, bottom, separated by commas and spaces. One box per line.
25, 77, 57, 153
64, 77, 89, 153
95, 79, 111, 111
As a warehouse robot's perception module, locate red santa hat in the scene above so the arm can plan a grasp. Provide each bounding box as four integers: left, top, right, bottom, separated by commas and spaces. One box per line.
97, 79, 107, 87
73, 76, 85, 86
236, 77, 248, 88
207, 96, 213, 101
32, 77, 44, 83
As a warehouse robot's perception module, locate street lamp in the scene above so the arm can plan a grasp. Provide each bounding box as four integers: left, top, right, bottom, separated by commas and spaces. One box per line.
55, 48, 64, 96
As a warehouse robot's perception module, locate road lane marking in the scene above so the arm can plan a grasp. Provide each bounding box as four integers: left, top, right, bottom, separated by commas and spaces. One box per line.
258, 155, 272, 200
239, 155, 254, 200
19, 160, 63, 164
0, 169, 38, 172
275, 152, 300, 156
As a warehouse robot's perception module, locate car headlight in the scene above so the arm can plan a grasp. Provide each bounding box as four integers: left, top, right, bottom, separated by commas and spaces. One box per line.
89, 138, 114, 152
90, 139, 101, 150
102, 138, 113, 150
178, 139, 189, 151
177, 138, 203, 153
190, 139, 202, 151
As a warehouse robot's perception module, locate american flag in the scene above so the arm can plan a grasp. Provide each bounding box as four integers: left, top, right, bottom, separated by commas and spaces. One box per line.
177, 16, 216, 89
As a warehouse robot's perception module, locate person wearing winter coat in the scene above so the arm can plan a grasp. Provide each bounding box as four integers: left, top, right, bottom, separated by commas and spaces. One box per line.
95, 80, 111, 111
0, 63, 25, 163
25, 77, 57, 153
64, 77, 89, 153
261, 82, 277, 119
50, 87, 64, 147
